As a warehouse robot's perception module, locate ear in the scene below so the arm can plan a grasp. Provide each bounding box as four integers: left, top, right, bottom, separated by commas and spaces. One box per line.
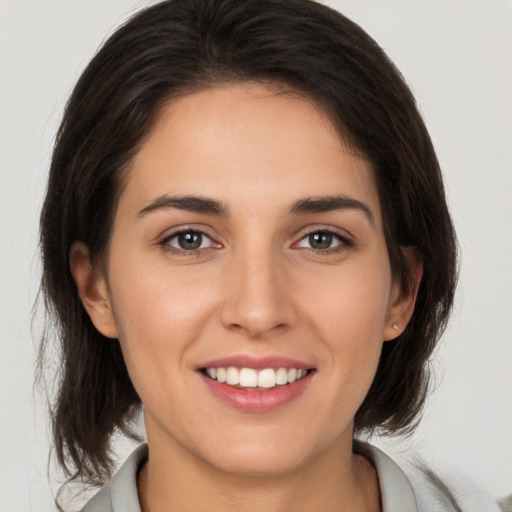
383, 247, 423, 341
69, 242, 119, 339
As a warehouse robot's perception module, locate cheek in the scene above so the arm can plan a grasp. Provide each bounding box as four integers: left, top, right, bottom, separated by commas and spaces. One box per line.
106, 253, 217, 400
297, 260, 391, 392
300, 260, 392, 342
108, 243, 214, 338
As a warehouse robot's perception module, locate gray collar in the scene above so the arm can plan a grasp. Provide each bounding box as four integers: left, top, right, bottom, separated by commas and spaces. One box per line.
83, 442, 417, 512
82, 444, 147, 512
354, 440, 418, 512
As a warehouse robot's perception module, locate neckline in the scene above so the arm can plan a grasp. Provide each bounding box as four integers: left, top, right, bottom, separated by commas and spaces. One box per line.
354, 440, 418, 512
106, 442, 417, 512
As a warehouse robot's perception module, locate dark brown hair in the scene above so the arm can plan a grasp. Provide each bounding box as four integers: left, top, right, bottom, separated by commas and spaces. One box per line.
39, 0, 457, 488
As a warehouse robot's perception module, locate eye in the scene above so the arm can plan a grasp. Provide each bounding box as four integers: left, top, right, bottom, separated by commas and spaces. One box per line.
296, 230, 350, 251
163, 230, 215, 251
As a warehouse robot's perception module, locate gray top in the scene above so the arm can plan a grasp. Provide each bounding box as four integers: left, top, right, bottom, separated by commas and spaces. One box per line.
81, 442, 499, 512
81, 444, 147, 512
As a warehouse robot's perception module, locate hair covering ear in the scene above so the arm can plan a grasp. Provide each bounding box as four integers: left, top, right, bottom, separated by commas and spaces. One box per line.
69, 242, 119, 339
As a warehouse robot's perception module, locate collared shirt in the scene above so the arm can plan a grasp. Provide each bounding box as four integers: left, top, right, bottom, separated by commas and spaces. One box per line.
81, 442, 499, 512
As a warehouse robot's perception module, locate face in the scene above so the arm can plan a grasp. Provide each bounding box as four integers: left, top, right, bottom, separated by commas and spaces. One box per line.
75, 83, 412, 477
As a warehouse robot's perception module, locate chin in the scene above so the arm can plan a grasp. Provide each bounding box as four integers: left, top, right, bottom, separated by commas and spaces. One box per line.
192, 424, 336, 478
207, 445, 311, 477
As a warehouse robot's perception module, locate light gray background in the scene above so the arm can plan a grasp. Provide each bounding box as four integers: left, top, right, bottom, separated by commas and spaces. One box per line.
1, 1, 511, 510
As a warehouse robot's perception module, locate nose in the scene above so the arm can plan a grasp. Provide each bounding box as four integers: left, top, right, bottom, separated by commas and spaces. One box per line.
219, 246, 296, 339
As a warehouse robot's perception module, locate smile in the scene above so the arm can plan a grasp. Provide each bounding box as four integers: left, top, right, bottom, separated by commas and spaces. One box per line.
203, 367, 309, 389
199, 358, 315, 412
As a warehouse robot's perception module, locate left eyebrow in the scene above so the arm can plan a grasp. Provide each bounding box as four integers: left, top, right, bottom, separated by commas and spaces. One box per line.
138, 195, 229, 217
289, 196, 374, 226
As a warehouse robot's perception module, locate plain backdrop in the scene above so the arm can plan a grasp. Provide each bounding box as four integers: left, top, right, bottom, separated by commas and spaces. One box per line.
1, 1, 511, 510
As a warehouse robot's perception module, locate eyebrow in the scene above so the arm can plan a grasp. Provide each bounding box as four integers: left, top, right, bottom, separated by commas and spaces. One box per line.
138, 195, 228, 217
289, 196, 374, 225
138, 193, 374, 225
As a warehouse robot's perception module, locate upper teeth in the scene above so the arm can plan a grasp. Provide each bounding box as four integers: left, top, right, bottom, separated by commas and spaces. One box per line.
205, 367, 308, 388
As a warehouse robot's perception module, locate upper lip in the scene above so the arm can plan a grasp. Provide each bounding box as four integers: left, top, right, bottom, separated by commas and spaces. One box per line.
196, 354, 314, 371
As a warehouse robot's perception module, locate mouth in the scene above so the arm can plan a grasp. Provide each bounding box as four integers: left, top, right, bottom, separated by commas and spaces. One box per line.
197, 357, 316, 412
200, 366, 311, 390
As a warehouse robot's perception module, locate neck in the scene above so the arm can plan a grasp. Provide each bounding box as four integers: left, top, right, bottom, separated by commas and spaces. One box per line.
137, 432, 381, 512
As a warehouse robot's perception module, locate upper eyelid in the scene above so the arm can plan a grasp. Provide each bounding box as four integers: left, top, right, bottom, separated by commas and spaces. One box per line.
157, 224, 353, 247
163, 229, 212, 242
159, 225, 217, 243
295, 225, 353, 241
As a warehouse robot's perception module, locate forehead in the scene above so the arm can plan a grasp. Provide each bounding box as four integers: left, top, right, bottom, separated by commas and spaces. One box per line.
120, 83, 380, 221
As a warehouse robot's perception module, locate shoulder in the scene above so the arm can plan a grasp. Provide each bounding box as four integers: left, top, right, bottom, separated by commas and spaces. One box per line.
403, 461, 501, 512
79, 441, 501, 512
355, 440, 500, 512
81, 444, 147, 512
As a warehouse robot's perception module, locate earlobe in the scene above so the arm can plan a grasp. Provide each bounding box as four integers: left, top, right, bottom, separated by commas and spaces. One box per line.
69, 242, 119, 339
383, 247, 423, 341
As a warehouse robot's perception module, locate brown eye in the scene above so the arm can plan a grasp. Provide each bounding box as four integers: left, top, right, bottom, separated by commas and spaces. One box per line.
178, 232, 203, 250
165, 231, 213, 251
296, 230, 351, 252
308, 232, 333, 250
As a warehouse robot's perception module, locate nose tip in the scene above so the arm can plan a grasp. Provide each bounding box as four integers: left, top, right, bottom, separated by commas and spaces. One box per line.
219, 255, 295, 339
226, 308, 289, 339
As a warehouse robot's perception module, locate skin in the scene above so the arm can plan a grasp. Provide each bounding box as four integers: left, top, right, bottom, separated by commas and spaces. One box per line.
71, 83, 420, 512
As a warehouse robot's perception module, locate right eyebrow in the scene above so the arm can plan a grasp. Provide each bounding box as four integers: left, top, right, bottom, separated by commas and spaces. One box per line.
137, 195, 229, 217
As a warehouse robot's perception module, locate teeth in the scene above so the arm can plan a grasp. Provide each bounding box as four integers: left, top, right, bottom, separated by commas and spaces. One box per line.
204, 366, 309, 388
216, 367, 226, 383
226, 367, 239, 385
276, 367, 288, 385
258, 368, 276, 388
239, 368, 257, 387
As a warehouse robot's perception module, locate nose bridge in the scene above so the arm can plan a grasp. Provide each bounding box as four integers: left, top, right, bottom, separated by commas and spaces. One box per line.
220, 237, 293, 338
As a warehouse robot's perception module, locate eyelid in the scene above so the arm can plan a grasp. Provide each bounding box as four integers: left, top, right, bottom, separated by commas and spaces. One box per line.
292, 225, 355, 251
156, 224, 354, 255
158, 225, 222, 253
295, 224, 353, 242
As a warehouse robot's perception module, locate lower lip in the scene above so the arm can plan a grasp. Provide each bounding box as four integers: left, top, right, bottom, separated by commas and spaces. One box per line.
200, 371, 314, 412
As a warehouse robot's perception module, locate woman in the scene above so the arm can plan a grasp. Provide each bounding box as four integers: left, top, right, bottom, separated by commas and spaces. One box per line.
38, 0, 499, 510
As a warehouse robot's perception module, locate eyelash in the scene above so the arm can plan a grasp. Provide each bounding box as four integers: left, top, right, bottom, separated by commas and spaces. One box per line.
159, 228, 219, 256
294, 228, 354, 254
158, 227, 354, 256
